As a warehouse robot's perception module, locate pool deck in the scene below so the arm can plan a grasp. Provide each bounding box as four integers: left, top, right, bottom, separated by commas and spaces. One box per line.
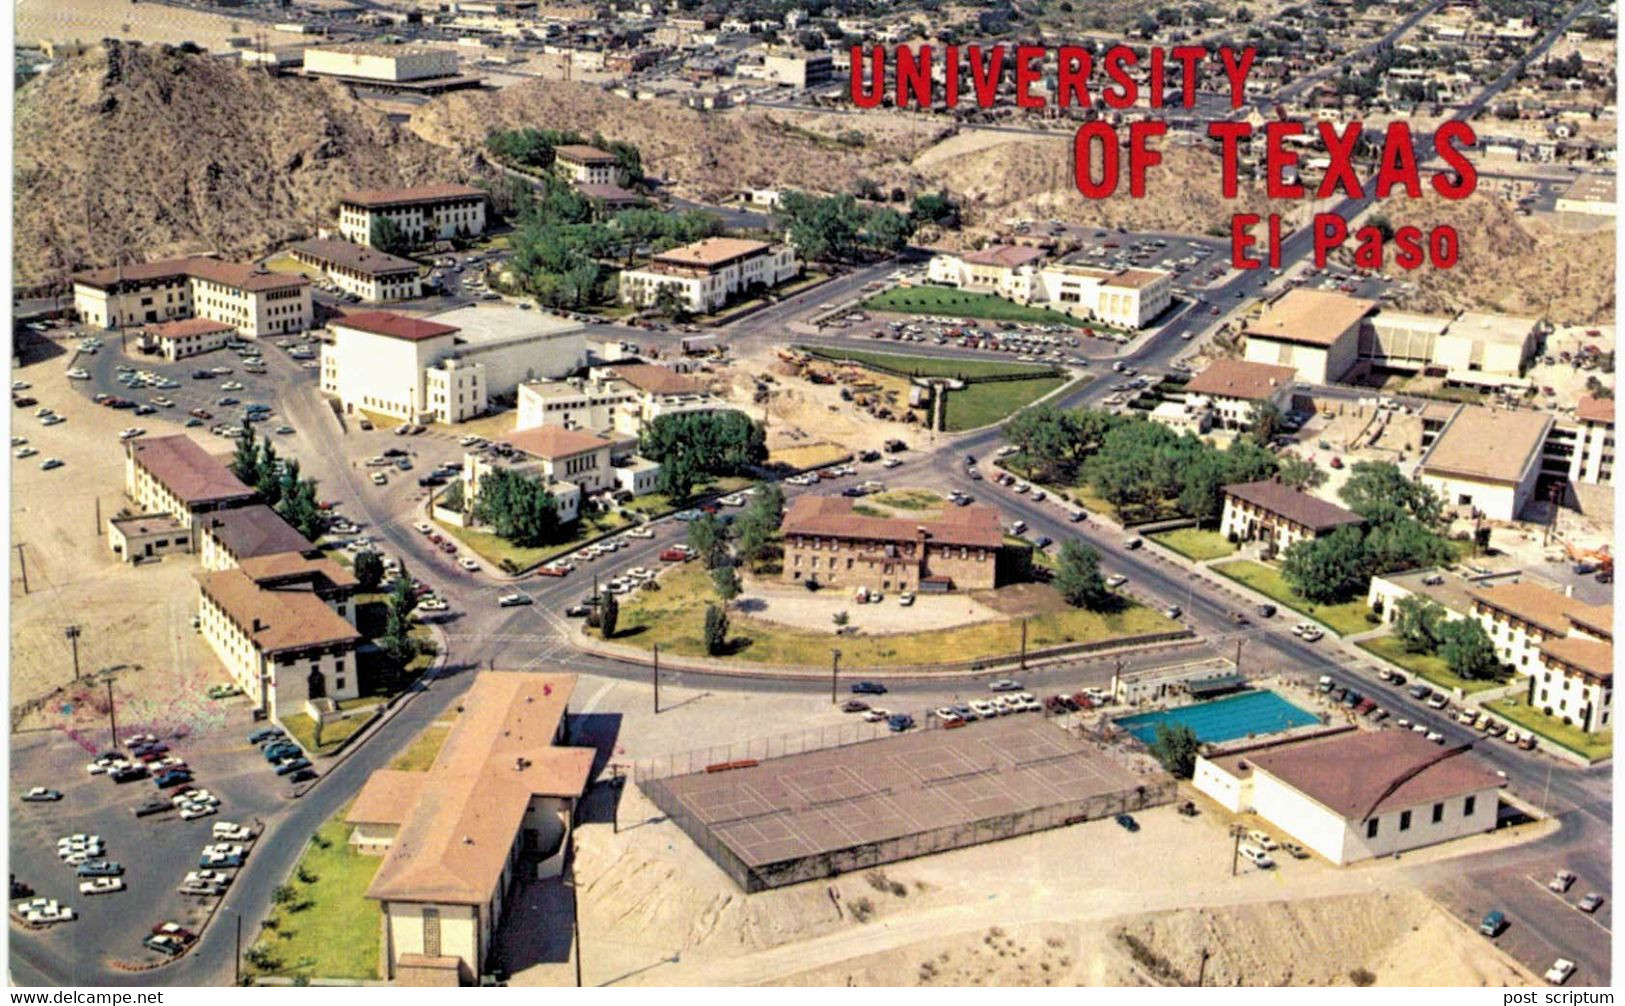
1114, 689, 1320, 745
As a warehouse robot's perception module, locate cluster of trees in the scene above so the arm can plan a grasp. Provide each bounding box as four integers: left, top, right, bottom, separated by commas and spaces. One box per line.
590, 589, 620, 639
1281, 462, 1454, 603
638, 411, 767, 500
470, 468, 563, 547
380, 564, 422, 665
1149, 722, 1201, 778
229, 431, 324, 539
1052, 540, 1111, 610
486, 128, 643, 188
1391, 597, 1502, 681
1003, 404, 1280, 522
773, 191, 914, 264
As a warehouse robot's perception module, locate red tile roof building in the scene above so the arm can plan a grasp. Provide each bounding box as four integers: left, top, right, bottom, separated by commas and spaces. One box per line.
72, 257, 312, 336
780, 495, 1003, 593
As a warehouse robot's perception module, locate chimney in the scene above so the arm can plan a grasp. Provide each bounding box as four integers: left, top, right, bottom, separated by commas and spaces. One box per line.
251, 618, 263, 633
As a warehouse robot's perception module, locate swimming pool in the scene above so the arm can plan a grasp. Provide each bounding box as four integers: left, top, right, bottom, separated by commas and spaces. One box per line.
1114, 690, 1318, 745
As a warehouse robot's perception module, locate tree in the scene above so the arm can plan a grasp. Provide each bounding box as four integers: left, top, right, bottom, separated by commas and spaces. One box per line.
1280, 525, 1368, 603
230, 426, 260, 485
1277, 454, 1326, 490
832, 610, 849, 629
1436, 618, 1499, 680
658, 453, 700, 501
369, 216, 412, 256
1149, 722, 1201, 778
703, 603, 729, 656
1053, 540, 1110, 609
1339, 461, 1443, 527
1003, 404, 1084, 482
471, 468, 562, 546
687, 514, 728, 569
640, 411, 767, 497
712, 563, 741, 603
1246, 401, 1285, 446
353, 550, 384, 593
909, 190, 960, 228
1392, 596, 1447, 653
598, 589, 619, 639
1362, 517, 1452, 575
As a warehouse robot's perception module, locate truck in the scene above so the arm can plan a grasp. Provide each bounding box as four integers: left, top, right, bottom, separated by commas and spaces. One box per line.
680, 334, 716, 355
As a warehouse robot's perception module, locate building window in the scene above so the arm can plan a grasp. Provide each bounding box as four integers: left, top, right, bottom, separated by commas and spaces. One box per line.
1399, 810, 1411, 832
1463, 795, 1476, 817
1366, 818, 1378, 839
1431, 802, 1443, 824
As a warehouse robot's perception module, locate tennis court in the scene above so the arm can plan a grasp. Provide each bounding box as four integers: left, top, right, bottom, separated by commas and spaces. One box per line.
641, 715, 1173, 891
1114, 690, 1318, 745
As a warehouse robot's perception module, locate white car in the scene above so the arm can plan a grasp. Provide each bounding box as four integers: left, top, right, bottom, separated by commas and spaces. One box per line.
607, 579, 633, 594
627, 567, 652, 580
12, 380, 29, 391
18, 899, 74, 925
220, 381, 244, 392
625, 527, 654, 539
371, 471, 388, 485
1016, 692, 1042, 712
988, 679, 1023, 692
57, 833, 101, 848
179, 802, 217, 820
413, 522, 433, 534
65, 368, 90, 380
1106, 574, 1128, 588
1239, 844, 1275, 869
151, 396, 174, 408
118, 427, 145, 440
212, 823, 252, 841
185, 870, 231, 887
969, 700, 997, 718
1246, 830, 1278, 850
458, 557, 480, 572
416, 596, 449, 612
898, 591, 916, 606
1545, 959, 1576, 985
497, 593, 533, 607
202, 843, 246, 858
40, 414, 64, 426
79, 877, 124, 896
861, 709, 891, 723
15, 446, 37, 459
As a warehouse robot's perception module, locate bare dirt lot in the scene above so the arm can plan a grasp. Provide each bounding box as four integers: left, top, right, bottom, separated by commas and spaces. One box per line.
719, 348, 936, 458
735, 573, 1004, 635
10, 339, 229, 735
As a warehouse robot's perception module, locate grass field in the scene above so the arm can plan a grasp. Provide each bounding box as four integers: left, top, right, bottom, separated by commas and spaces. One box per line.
1486, 696, 1613, 762
1357, 635, 1503, 695
437, 511, 631, 572
615, 565, 1178, 667
860, 285, 1088, 327
944, 376, 1072, 431
798, 344, 1061, 379
869, 489, 944, 511
246, 802, 381, 981
388, 713, 458, 773
1210, 560, 1376, 636
1149, 528, 1237, 562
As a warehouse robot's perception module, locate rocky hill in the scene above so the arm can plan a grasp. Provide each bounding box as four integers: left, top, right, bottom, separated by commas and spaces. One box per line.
13, 41, 462, 290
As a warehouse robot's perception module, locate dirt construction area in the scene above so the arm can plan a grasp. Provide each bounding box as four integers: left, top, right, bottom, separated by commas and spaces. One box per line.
735, 573, 1003, 634
10, 337, 229, 735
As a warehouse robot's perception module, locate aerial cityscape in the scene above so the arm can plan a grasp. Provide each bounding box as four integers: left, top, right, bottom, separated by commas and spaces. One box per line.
7, 0, 1617, 990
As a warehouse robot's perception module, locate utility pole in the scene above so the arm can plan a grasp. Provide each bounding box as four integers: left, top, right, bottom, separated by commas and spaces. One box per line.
1019, 618, 1028, 670
235, 912, 243, 985
570, 836, 583, 988
652, 644, 660, 714
1230, 824, 1244, 876
65, 625, 82, 683
1234, 638, 1244, 676
830, 648, 841, 704
15, 543, 28, 595
1197, 947, 1210, 987
105, 677, 118, 748
94, 497, 101, 536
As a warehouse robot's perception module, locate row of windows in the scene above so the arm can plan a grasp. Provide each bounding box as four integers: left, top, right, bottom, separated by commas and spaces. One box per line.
1365, 795, 1477, 838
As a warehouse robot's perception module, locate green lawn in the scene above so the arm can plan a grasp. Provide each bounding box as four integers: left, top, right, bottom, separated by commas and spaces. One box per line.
280, 713, 370, 757
860, 285, 1091, 327
1487, 696, 1613, 762
617, 476, 754, 517
388, 713, 458, 773
798, 344, 1061, 380
944, 376, 1072, 431
436, 511, 631, 572
1357, 635, 1503, 695
1150, 528, 1238, 562
246, 802, 382, 981
1210, 560, 1376, 636
869, 489, 944, 511
613, 565, 1179, 667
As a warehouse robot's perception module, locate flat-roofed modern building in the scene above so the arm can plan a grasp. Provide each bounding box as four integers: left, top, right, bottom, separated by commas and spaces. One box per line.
462, 426, 647, 524
619, 237, 799, 314
291, 239, 422, 303
338, 184, 488, 247
123, 435, 257, 543
515, 363, 724, 437
73, 257, 312, 337
304, 43, 460, 83
1544, 395, 1615, 488
1192, 728, 1503, 864
1243, 289, 1378, 384
780, 494, 1003, 593
1219, 479, 1364, 553
1417, 405, 1554, 520
1181, 359, 1296, 430
348, 672, 595, 984
1554, 172, 1616, 217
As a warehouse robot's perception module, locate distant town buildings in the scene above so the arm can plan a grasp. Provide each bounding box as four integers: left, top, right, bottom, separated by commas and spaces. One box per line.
1554, 172, 1617, 217
291, 239, 423, 303
619, 237, 800, 314
320, 307, 584, 424
338, 184, 488, 248
73, 257, 312, 337
779, 495, 1003, 593
761, 48, 833, 88
1219, 480, 1365, 553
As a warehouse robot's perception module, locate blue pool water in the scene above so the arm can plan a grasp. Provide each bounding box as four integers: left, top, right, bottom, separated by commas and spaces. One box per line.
1114, 690, 1318, 745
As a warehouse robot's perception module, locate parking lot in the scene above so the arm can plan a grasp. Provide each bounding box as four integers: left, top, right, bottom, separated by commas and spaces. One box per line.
10, 704, 290, 972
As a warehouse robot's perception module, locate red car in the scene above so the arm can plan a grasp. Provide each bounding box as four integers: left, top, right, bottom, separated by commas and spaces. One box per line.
659, 548, 692, 562
189, 408, 212, 420
151, 923, 197, 944
438, 541, 456, 554
535, 565, 569, 577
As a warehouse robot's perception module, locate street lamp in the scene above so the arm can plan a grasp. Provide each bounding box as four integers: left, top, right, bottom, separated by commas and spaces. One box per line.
64, 625, 81, 683
830, 648, 842, 704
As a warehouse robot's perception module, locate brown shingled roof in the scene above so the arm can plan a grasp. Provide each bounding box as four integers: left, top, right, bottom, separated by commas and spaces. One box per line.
609, 363, 702, 396
553, 144, 618, 164
1246, 289, 1377, 347
238, 551, 359, 592
340, 184, 487, 209
127, 435, 255, 506
148, 318, 235, 340
201, 505, 316, 561
1184, 359, 1297, 401
195, 568, 361, 655
1469, 580, 1595, 636
781, 495, 1004, 550
347, 770, 428, 826
1223, 480, 1364, 532
508, 426, 614, 461
331, 311, 460, 342
1245, 729, 1503, 821
962, 245, 1045, 269
365, 673, 595, 906
291, 239, 420, 277
1103, 268, 1168, 290
652, 237, 772, 269
1540, 635, 1613, 682
73, 257, 308, 293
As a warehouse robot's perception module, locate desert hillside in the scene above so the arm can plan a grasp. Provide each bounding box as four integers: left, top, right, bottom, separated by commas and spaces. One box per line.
13, 41, 462, 289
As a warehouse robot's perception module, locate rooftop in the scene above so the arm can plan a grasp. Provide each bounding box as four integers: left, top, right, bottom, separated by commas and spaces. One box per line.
330, 311, 460, 342
508, 426, 615, 461
553, 143, 618, 164
1183, 358, 1297, 401
651, 237, 774, 270
195, 568, 361, 656
361, 672, 595, 905
1246, 289, 1378, 347
127, 436, 255, 506
1446, 312, 1539, 347
1244, 729, 1503, 821
1374, 567, 1480, 616
961, 244, 1046, 269
147, 318, 236, 340
110, 513, 185, 536
1469, 580, 1604, 636
238, 551, 358, 592
421, 303, 583, 349
576, 183, 641, 203
1576, 395, 1615, 425
1103, 268, 1169, 290
1418, 405, 1553, 486
74, 256, 309, 293
609, 363, 703, 396
340, 184, 487, 209
1541, 635, 1613, 681
201, 505, 316, 561
781, 494, 1004, 550
1560, 172, 1616, 204
291, 239, 420, 277
347, 770, 427, 826
1222, 480, 1364, 532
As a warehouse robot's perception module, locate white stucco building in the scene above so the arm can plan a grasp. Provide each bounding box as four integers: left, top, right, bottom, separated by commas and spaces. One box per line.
514, 363, 724, 437
320, 307, 585, 424
1468, 579, 1612, 676
304, 44, 461, 82
1219, 480, 1364, 553
619, 237, 800, 314
1417, 405, 1553, 521
338, 184, 488, 248
123, 435, 257, 545
139, 318, 235, 361
925, 247, 1173, 330
1181, 359, 1295, 430
552, 144, 619, 185
290, 239, 423, 303
1192, 728, 1503, 865
461, 426, 649, 524
1243, 289, 1377, 384
74, 257, 312, 337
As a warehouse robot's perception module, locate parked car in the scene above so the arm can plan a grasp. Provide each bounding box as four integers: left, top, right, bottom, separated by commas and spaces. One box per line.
1114, 814, 1140, 833
850, 681, 887, 695
1479, 910, 1507, 937
1578, 893, 1605, 914
886, 713, 916, 732
1239, 844, 1276, 868
20, 787, 61, 802
1549, 870, 1577, 893
497, 592, 533, 607
988, 679, 1023, 692
1545, 959, 1576, 985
